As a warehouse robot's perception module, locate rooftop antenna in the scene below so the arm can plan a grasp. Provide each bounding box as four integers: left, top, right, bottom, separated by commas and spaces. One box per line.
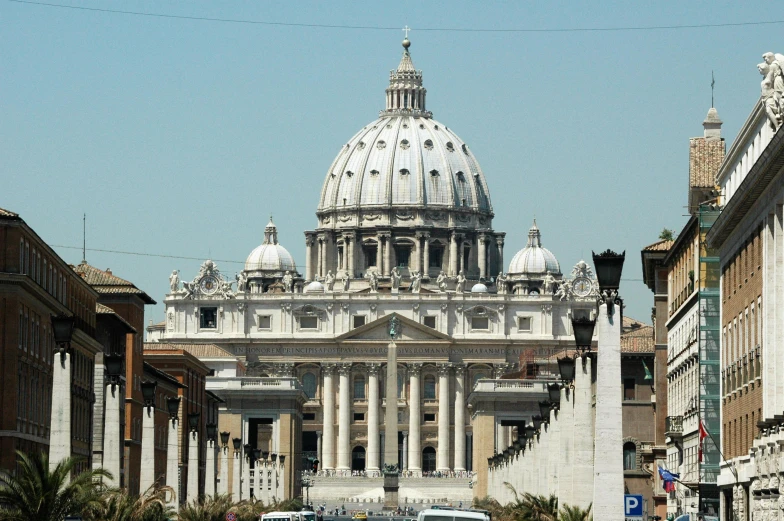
82, 213, 86, 263
711, 70, 715, 108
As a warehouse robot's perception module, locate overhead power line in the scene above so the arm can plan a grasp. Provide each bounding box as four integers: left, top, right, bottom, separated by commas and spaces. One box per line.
7, 0, 784, 33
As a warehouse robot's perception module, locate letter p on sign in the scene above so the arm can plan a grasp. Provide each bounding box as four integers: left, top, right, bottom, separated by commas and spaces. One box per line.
624, 494, 643, 517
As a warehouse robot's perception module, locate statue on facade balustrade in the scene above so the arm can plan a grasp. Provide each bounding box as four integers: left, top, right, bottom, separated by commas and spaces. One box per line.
456, 270, 466, 292
542, 271, 556, 294
283, 271, 293, 293
391, 266, 401, 290
169, 270, 180, 293
368, 270, 379, 292
410, 270, 422, 293
555, 279, 572, 301
235, 271, 248, 293
325, 270, 335, 291
436, 271, 448, 292
340, 272, 349, 291
495, 272, 506, 294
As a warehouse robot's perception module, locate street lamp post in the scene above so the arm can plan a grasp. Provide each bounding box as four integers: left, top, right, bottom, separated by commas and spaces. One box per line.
140, 380, 158, 492
165, 396, 181, 512
591, 249, 626, 521
103, 353, 124, 487
50, 314, 75, 472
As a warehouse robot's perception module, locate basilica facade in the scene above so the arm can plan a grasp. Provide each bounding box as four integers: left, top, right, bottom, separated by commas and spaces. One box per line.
148, 39, 601, 501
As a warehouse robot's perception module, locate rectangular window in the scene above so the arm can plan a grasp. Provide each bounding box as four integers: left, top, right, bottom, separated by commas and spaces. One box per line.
424, 413, 436, 422
352, 315, 366, 329
429, 246, 443, 268
353, 412, 365, 422
200, 307, 218, 329
471, 316, 489, 331
303, 413, 316, 421
364, 244, 378, 268
299, 316, 318, 330
517, 316, 532, 332
258, 315, 272, 330
623, 378, 635, 401
422, 316, 436, 329
395, 246, 411, 267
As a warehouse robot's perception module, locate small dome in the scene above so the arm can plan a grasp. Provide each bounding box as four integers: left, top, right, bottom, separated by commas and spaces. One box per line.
244, 218, 297, 273
304, 281, 325, 293
471, 283, 488, 293
508, 220, 561, 277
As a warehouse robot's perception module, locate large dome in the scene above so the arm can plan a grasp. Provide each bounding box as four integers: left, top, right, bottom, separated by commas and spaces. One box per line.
244, 218, 297, 273
315, 39, 493, 230
508, 221, 561, 277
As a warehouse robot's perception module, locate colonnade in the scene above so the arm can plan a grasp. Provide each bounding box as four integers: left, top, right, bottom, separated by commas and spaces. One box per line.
319, 361, 469, 474
216, 444, 286, 502
487, 356, 594, 509
305, 230, 504, 281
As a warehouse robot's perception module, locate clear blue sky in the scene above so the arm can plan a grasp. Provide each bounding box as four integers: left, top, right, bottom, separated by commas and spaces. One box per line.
2, 0, 779, 326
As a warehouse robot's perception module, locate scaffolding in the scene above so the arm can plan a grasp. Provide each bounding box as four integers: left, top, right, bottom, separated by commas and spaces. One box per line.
698, 205, 721, 514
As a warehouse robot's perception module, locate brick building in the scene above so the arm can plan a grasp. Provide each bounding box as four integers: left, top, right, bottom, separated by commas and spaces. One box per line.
0, 207, 102, 474
72, 262, 155, 493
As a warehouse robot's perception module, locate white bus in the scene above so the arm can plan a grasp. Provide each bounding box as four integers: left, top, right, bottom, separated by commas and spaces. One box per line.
417, 508, 490, 521
261, 511, 317, 521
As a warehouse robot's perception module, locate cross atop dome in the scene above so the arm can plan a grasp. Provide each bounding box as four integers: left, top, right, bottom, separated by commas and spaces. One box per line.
382, 36, 431, 118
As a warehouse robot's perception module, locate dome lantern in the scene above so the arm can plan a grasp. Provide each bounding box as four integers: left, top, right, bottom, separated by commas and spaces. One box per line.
383, 38, 431, 118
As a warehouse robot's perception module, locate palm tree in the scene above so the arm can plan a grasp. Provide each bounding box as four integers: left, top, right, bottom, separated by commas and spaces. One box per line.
502, 483, 558, 521
0, 451, 109, 521
558, 504, 592, 521
85, 484, 174, 521
178, 494, 236, 521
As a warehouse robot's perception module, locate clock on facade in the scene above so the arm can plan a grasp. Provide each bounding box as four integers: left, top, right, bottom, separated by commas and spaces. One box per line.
572, 277, 592, 297
200, 276, 218, 295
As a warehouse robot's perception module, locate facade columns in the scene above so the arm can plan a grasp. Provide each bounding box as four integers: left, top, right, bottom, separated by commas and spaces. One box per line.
316, 431, 323, 470
437, 363, 452, 471
496, 238, 505, 276
219, 443, 229, 495
205, 439, 216, 497
305, 236, 314, 280
322, 364, 336, 470
347, 234, 356, 278
454, 364, 466, 471
337, 363, 352, 471
49, 351, 71, 471
231, 446, 241, 500
408, 363, 422, 475
382, 233, 392, 276
478, 234, 487, 280
103, 381, 122, 488
459, 239, 465, 274
422, 235, 431, 278
367, 363, 381, 472
187, 428, 200, 503
316, 238, 323, 279
141, 404, 156, 492
466, 431, 473, 472
402, 431, 409, 471
449, 233, 459, 276
167, 418, 181, 511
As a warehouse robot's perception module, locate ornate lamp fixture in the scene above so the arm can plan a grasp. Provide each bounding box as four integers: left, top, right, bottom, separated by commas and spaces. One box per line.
547, 383, 561, 404
558, 355, 576, 384
532, 415, 543, 432
538, 401, 552, 420
592, 249, 626, 314
220, 431, 230, 447
187, 412, 200, 433
51, 314, 75, 355
279, 455, 286, 465
232, 438, 242, 453
252, 448, 261, 462
262, 451, 270, 461
166, 397, 181, 419
105, 353, 124, 386
270, 453, 278, 463
140, 380, 157, 410
525, 424, 536, 440
243, 443, 252, 458
571, 316, 597, 355
206, 423, 217, 442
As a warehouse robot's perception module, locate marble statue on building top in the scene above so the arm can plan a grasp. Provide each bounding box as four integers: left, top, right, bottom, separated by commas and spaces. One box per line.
759, 52, 784, 130
456, 270, 467, 293
368, 270, 379, 292
542, 271, 556, 294
409, 270, 422, 293
169, 270, 180, 293
436, 271, 448, 292
282, 271, 293, 293
325, 270, 335, 291
554, 279, 572, 301
235, 271, 248, 293
571, 259, 594, 279
340, 272, 349, 291
496, 272, 507, 294
391, 267, 401, 289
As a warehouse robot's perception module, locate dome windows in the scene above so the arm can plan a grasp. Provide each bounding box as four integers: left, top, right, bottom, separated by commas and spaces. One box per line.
376, 140, 386, 150
399, 168, 410, 176
402, 123, 409, 129
419, 124, 425, 129
462, 144, 469, 154
446, 142, 455, 152
434, 124, 440, 130
400, 139, 410, 150
456, 171, 466, 182
386, 124, 392, 129
370, 169, 379, 176
429, 169, 439, 177
357, 141, 366, 150
346, 171, 354, 178
424, 139, 434, 150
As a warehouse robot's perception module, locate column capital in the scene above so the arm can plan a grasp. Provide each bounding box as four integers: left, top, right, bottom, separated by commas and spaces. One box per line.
306, 235, 316, 247
454, 363, 466, 377
466, 431, 473, 438
402, 430, 409, 437
316, 430, 323, 436
367, 363, 381, 376
378, 231, 392, 240
338, 362, 353, 376
342, 231, 357, 241
322, 363, 337, 374
415, 231, 431, 240
451, 232, 464, 241
437, 363, 453, 377
496, 238, 505, 247
408, 363, 422, 377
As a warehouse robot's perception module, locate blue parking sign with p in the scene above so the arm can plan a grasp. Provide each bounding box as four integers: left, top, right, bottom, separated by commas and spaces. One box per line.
624, 494, 643, 517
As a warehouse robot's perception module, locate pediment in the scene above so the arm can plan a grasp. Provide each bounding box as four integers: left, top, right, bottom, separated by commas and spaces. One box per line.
337, 313, 451, 342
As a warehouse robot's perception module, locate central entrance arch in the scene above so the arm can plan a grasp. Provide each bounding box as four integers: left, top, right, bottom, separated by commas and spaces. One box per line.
352, 446, 366, 471
422, 446, 436, 473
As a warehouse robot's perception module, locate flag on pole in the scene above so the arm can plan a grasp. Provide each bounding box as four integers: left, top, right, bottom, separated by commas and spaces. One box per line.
658, 465, 679, 493
699, 418, 709, 462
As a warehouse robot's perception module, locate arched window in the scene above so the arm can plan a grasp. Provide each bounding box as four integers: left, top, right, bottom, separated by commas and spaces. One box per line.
424, 375, 436, 400
352, 446, 366, 471
623, 442, 636, 470
302, 372, 317, 400
422, 447, 436, 472
354, 376, 366, 400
